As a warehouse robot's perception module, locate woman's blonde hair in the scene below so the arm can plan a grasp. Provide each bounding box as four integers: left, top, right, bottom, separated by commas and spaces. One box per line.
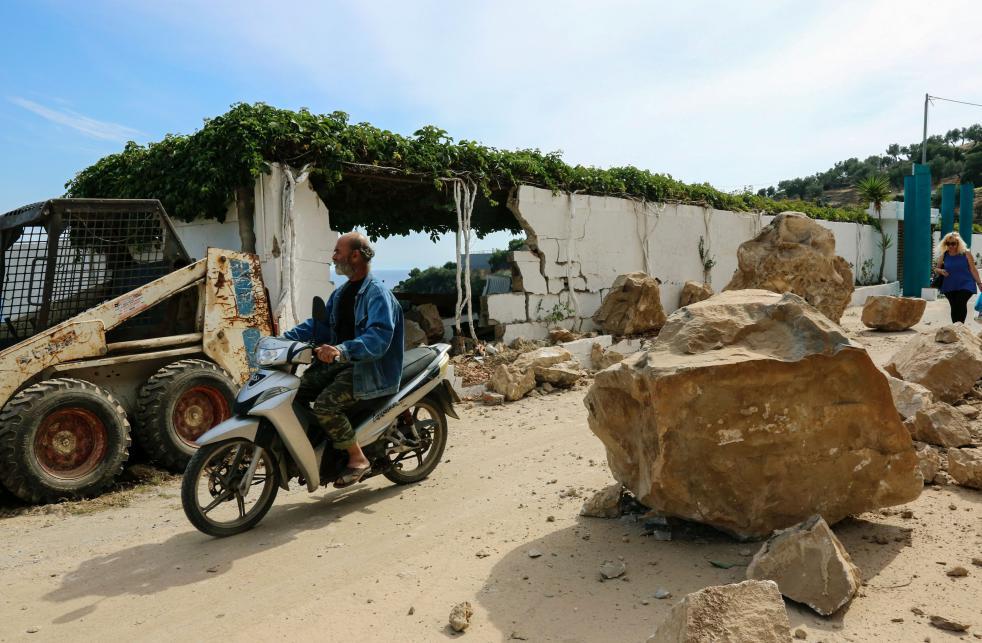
940, 231, 968, 255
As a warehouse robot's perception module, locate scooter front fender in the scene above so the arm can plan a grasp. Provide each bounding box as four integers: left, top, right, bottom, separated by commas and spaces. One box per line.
196, 416, 261, 445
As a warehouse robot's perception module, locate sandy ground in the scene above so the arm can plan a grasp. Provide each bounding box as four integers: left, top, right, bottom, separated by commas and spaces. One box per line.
1, 300, 981, 643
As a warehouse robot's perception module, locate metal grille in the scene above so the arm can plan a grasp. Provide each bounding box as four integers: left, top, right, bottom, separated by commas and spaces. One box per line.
1, 209, 171, 345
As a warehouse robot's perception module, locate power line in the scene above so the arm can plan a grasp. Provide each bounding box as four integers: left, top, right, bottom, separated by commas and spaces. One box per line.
929, 95, 982, 110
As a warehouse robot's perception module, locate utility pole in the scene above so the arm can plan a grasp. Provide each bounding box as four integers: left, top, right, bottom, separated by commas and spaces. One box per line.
922, 93, 930, 165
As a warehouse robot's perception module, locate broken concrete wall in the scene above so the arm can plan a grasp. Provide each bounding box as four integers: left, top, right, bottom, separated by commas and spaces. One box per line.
173, 163, 338, 331
489, 185, 881, 340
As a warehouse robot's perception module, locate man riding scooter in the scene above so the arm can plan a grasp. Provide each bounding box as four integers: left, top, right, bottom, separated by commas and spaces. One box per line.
283, 232, 404, 488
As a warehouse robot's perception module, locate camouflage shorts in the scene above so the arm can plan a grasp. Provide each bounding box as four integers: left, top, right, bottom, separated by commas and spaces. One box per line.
296, 361, 358, 450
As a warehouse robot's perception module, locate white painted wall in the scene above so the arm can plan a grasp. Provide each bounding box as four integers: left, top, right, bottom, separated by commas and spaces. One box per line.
492, 185, 884, 338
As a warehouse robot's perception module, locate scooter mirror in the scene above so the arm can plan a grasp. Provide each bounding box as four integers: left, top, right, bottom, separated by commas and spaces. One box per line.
311, 296, 328, 323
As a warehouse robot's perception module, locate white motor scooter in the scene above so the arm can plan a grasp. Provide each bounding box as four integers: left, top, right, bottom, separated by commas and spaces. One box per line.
181, 297, 459, 537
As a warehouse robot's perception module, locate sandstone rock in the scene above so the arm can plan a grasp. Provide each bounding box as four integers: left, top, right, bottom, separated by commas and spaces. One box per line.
448, 601, 473, 632
958, 404, 980, 419
746, 515, 861, 615
679, 281, 714, 308
549, 328, 578, 344
408, 303, 445, 343
481, 391, 505, 406
906, 402, 974, 447
647, 580, 791, 643
885, 324, 982, 402
914, 442, 942, 482
591, 343, 625, 371
533, 361, 582, 388
585, 290, 921, 539
886, 375, 934, 420
600, 560, 626, 579
723, 212, 853, 322
947, 448, 982, 489
489, 364, 535, 402
861, 296, 927, 331
404, 319, 427, 349
593, 272, 667, 335
513, 346, 574, 371
580, 484, 624, 518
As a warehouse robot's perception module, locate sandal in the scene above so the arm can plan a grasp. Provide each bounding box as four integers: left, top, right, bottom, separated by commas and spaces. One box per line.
334, 464, 371, 489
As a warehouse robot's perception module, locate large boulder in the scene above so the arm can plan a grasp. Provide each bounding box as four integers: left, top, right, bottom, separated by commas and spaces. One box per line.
947, 448, 982, 489
724, 212, 853, 323
592, 272, 667, 335
906, 402, 974, 447
885, 324, 982, 403
679, 281, 714, 308
861, 296, 926, 331
488, 364, 535, 402
404, 319, 427, 349
585, 290, 921, 539
513, 346, 573, 371
414, 303, 445, 342
647, 580, 791, 643
746, 515, 861, 616
533, 361, 583, 388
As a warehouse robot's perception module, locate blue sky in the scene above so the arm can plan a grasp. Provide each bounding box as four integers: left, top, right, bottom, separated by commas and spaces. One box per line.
3, 0, 982, 269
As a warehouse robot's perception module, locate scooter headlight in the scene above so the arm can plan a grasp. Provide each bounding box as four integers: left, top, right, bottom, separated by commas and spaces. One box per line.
257, 347, 287, 366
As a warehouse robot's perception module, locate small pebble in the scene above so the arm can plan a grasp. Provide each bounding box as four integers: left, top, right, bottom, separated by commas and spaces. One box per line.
527, 549, 543, 558
794, 628, 807, 640
26, 628, 39, 634
946, 566, 969, 577
546, 516, 555, 522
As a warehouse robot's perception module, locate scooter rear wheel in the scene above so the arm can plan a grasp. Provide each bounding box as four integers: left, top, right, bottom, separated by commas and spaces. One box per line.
383, 397, 447, 485
182, 439, 278, 537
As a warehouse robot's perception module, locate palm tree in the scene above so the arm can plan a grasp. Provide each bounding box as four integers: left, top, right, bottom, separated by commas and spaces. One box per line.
857, 175, 893, 282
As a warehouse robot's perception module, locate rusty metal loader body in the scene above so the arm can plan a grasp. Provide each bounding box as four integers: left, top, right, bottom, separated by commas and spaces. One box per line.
0, 199, 271, 503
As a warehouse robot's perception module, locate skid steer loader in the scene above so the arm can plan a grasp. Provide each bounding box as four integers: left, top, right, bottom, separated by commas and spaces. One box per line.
0, 199, 272, 503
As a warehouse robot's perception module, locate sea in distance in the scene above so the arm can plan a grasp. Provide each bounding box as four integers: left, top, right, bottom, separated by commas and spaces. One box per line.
332, 268, 411, 289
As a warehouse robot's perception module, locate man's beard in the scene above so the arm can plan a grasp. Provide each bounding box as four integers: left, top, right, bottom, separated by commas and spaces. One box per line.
335, 260, 354, 278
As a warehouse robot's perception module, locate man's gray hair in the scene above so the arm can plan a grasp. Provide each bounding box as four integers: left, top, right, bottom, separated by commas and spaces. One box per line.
349, 232, 375, 262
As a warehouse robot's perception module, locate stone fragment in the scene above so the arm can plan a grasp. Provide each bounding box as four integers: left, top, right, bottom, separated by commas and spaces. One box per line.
959, 404, 980, 419
885, 324, 982, 402
653, 589, 672, 599
513, 346, 574, 371
580, 484, 624, 518
679, 281, 714, 308
929, 615, 969, 632
914, 442, 942, 483
533, 361, 583, 388
591, 343, 625, 371
600, 560, 626, 579
947, 448, 982, 489
886, 376, 935, 420
560, 335, 611, 369
585, 290, 921, 539
593, 272, 667, 336
549, 328, 577, 344
489, 364, 535, 402
404, 319, 427, 349
481, 391, 505, 406
448, 602, 474, 632
647, 580, 791, 643
526, 549, 543, 558
407, 303, 445, 342
906, 403, 974, 448
946, 566, 969, 577
746, 515, 861, 616
794, 629, 807, 640
723, 212, 853, 322
861, 296, 927, 331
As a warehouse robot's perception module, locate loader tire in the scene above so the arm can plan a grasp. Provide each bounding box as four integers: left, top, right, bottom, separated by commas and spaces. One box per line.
135, 359, 235, 471
0, 379, 131, 504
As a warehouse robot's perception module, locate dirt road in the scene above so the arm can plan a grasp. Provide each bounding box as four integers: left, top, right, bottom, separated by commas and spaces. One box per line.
1, 300, 980, 642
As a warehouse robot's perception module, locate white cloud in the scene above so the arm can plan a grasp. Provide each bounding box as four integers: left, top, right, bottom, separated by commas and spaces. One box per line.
9, 97, 142, 143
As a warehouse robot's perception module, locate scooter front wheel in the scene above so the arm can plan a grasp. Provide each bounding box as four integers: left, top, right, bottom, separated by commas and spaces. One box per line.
182, 438, 278, 537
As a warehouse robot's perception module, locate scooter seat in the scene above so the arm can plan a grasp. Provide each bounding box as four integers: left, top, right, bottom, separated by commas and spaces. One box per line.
401, 347, 437, 385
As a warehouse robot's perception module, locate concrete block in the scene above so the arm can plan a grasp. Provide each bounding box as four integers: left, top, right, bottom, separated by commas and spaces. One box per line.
502, 322, 551, 344
529, 294, 565, 321
510, 250, 538, 263
485, 293, 527, 324
514, 261, 548, 295
561, 335, 612, 368
573, 291, 603, 318
548, 278, 566, 294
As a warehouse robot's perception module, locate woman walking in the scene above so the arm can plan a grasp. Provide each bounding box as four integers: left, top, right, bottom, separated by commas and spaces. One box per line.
933, 232, 982, 323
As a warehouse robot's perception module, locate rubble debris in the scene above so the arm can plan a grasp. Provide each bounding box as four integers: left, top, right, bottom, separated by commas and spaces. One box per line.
929, 615, 970, 632
548, 328, 578, 344
580, 484, 624, 518
647, 580, 791, 643
887, 375, 934, 420
914, 443, 942, 483
723, 212, 853, 322
591, 343, 625, 371
592, 272, 667, 335
481, 391, 505, 406
404, 319, 427, 349
513, 346, 574, 371
679, 281, 714, 308
488, 364, 535, 402
406, 303, 445, 343
600, 560, 626, 579
946, 566, 969, 577
947, 448, 982, 489
533, 362, 583, 388
561, 335, 612, 369
448, 601, 474, 632
585, 290, 921, 539
906, 402, 974, 447
885, 324, 982, 403
861, 295, 927, 331
746, 515, 861, 616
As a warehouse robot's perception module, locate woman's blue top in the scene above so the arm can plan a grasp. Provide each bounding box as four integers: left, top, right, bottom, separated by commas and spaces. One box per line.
941, 252, 977, 293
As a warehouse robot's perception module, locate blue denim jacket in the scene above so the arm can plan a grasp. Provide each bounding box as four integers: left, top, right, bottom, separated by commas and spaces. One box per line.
284, 275, 405, 400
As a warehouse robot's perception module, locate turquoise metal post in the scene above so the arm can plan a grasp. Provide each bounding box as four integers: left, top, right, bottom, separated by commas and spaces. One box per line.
940, 184, 955, 237
960, 183, 975, 248
914, 164, 932, 294
902, 175, 918, 296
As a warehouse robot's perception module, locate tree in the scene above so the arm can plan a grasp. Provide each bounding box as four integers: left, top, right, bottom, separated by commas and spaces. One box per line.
963, 150, 982, 185
488, 237, 527, 272
857, 175, 893, 282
